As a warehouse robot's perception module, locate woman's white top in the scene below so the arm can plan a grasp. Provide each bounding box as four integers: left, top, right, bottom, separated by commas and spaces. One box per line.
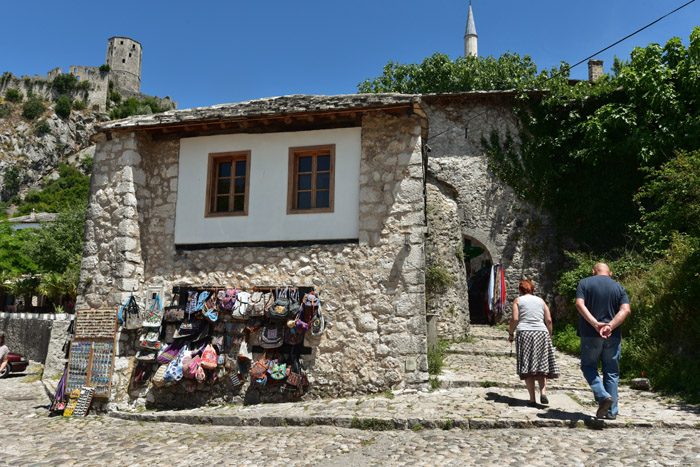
515, 294, 548, 332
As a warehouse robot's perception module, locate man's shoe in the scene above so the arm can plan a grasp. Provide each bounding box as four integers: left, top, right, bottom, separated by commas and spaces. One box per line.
596, 397, 613, 418
604, 413, 617, 420
540, 394, 549, 405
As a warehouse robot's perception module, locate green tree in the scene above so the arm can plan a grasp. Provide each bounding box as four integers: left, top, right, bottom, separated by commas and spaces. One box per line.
0, 224, 37, 274
4, 89, 22, 103
22, 207, 85, 274
51, 74, 77, 94
485, 27, 700, 252
358, 52, 544, 94
55, 94, 72, 118
22, 97, 46, 120
17, 164, 90, 215
1, 166, 22, 201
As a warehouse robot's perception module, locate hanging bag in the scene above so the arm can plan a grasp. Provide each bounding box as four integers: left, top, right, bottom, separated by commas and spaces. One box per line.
139, 329, 163, 350
202, 292, 219, 323
163, 347, 186, 383
164, 294, 185, 322
142, 295, 164, 328
201, 344, 218, 370
120, 295, 141, 330
232, 291, 251, 319
268, 286, 290, 321
260, 323, 284, 348
185, 291, 199, 316
248, 291, 265, 317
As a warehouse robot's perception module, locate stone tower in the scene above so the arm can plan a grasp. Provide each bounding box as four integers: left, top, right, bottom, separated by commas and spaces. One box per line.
464, 1, 478, 58
106, 36, 142, 94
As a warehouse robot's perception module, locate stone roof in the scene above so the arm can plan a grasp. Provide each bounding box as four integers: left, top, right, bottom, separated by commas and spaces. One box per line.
98, 93, 420, 132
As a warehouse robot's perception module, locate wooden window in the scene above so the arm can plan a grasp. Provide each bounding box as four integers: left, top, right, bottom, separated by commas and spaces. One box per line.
205, 151, 250, 217
287, 145, 335, 214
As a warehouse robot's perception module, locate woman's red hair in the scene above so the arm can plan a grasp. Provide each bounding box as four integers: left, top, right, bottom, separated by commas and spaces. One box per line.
518, 280, 534, 295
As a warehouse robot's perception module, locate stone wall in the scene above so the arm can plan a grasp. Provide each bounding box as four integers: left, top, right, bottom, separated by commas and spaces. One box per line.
77, 111, 428, 409
0, 313, 70, 364
423, 96, 559, 324
425, 183, 469, 340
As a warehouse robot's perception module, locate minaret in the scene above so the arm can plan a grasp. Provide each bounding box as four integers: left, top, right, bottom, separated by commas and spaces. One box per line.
464, 0, 478, 57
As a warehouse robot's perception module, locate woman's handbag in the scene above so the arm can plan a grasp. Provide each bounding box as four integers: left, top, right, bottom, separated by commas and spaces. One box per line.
142, 295, 164, 328
119, 295, 141, 330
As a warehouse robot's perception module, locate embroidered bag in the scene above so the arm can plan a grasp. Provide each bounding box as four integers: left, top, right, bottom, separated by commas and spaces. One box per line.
157, 342, 184, 365
232, 291, 251, 319
163, 348, 185, 383
120, 295, 141, 330
221, 289, 238, 311
139, 329, 163, 350
183, 354, 201, 379
185, 291, 199, 316
201, 344, 218, 370
202, 293, 219, 323
268, 360, 289, 381
163, 294, 185, 322
261, 323, 283, 348
195, 291, 210, 314
269, 286, 290, 321
142, 295, 164, 328
230, 372, 243, 387
250, 352, 270, 380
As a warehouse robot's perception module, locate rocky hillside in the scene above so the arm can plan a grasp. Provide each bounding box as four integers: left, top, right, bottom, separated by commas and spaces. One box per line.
0, 99, 104, 206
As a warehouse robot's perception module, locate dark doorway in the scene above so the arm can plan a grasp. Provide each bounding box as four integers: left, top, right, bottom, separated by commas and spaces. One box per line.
463, 237, 492, 324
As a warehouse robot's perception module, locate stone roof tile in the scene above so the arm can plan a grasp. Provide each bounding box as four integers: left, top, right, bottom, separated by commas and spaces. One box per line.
98, 93, 420, 132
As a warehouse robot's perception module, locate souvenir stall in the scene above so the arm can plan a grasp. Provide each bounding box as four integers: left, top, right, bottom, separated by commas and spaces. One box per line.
124, 286, 327, 400
50, 308, 118, 416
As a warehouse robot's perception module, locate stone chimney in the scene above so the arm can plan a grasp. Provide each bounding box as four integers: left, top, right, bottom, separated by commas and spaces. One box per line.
588, 59, 604, 82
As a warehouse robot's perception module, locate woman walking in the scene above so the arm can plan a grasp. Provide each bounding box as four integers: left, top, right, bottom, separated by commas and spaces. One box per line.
508, 280, 560, 406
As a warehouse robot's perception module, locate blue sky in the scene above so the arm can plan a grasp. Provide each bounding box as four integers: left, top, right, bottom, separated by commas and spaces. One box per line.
1, 0, 698, 110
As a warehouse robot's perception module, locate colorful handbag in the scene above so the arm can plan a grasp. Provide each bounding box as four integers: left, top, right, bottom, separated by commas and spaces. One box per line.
268, 287, 290, 321
139, 329, 163, 350
157, 342, 184, 365
142, 295, 164, 327
250, 352, 270, 380
260, 323, 283, 348
135, 348, 158, 361
185, 291, 199, 316
237, 341, 252, 362
201, 344, 218, 370
202, 293, 219, 323
220, 289, 238, 311
163, 348, 185, 383
151, 364, 168, 388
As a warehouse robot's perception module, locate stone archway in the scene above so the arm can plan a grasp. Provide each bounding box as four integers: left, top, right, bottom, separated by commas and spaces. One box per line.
462, 236, 493, 324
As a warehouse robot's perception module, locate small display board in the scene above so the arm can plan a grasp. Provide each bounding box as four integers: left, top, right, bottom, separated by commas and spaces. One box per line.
63, 389, 81, 417
63, 387, 95, 417
67, 341, 115, 398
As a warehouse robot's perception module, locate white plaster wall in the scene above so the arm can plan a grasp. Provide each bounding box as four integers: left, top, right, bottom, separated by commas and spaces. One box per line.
175, 127, 361, 244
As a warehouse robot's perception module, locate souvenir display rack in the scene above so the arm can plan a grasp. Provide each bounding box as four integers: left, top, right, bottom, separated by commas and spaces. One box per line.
66, 308, 118, 398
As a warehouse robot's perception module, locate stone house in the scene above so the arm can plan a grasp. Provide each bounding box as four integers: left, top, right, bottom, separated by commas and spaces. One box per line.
78, 94, 430, 408
76, 91, 557, 408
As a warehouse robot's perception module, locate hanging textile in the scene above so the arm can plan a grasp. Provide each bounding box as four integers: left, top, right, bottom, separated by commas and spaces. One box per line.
487, 265, 495, 311
49, 365, 69, 412
487, 264, 506, 324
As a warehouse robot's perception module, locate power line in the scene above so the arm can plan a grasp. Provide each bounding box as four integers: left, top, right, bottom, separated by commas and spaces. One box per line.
567, 0, 696, 72
428, 0, 697, 141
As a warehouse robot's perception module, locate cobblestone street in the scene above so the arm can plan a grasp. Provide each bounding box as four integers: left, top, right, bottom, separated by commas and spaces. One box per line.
1, 325, 699, 465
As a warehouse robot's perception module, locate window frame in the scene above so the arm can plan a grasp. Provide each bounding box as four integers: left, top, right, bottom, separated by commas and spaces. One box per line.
205, 150, 251, 218
287, 144, 335, 214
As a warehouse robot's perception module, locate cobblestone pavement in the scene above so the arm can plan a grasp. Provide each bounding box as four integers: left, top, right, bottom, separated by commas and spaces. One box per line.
0, 326, 698, 465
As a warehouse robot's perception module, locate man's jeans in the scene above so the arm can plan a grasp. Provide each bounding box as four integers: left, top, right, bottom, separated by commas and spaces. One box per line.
580, 336, 621, 416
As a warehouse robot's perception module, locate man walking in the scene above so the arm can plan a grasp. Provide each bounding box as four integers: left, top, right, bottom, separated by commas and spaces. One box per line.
575, 263, 631, 419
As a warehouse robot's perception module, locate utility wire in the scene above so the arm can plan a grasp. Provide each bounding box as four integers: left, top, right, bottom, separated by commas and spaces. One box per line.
427, 0, 697, 141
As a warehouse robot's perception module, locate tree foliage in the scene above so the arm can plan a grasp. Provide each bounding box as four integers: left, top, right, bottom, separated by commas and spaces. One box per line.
21, 207, 85, 274
55, 94, 72, 118
358, 52, 546, 94
18, 164, 91, 215
485, 27, 700, 252
21, 96, 46, 120
51, 73, 77, 94
109, 96, 170, 120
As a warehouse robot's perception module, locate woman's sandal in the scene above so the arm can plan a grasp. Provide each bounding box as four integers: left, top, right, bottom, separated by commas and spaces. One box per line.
540, 394, 549, 405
